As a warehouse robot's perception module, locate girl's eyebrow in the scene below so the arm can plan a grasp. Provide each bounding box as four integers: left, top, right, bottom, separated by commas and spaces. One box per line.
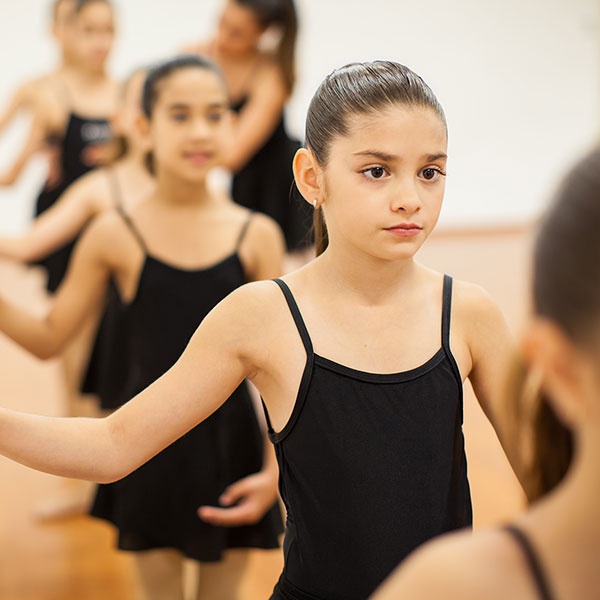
166, 101, 228, 111
353, 150, 448, 162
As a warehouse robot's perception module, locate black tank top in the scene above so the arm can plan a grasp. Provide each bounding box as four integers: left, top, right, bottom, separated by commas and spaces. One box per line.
118, 210, 252, 394
505, 525, 555, 600
60, 113, 112, 182
267, 275, 472, 600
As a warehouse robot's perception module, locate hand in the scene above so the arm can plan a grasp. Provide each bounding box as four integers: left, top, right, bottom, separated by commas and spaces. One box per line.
43, 144, 63, 189
198, 469, 279, 527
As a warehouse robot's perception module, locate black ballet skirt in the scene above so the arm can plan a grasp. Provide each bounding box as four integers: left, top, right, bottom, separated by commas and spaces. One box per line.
33, 112, 112, 292
80, 279, 131, 409
90, 211, 283, 561
231, 97, 313, 252
80, 171, 131, 410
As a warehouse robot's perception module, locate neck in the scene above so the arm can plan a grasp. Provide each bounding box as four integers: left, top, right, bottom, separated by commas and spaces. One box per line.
531, 426, 600, 540
316, 243, 419, 305
66, 62, 107, 82
120, 143, 148, 166
154, 170, 212, 208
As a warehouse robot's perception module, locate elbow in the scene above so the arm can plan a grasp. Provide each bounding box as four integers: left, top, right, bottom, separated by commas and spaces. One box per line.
95, 469, 127, 485
32, 339, 63, 360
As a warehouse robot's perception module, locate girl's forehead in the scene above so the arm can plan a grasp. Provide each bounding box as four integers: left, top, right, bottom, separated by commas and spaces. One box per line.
338, 106, 447, 149
77, 2, 113, 22
347, 105, 444, 131
155, 69, 228, 105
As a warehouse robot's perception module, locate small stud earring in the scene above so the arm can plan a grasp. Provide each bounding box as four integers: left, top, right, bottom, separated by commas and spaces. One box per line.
313, 199, 318, 208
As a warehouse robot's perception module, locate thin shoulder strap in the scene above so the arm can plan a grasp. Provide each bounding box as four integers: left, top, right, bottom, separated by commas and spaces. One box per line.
272, 279, 313, 356
234, 211, 254, 252
116, 205, 148, 254
441, 274, 463, 390
505, 525, 554, 600
107, 169, 124, 210
441, 274, 453, 350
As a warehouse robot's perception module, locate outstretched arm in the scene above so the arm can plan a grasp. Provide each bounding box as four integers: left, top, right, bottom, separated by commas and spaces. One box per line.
0, 214, 115, 358
0, 169, 110, 262
0, 282, 264, 484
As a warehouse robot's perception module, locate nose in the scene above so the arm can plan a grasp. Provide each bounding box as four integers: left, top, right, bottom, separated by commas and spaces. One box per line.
390, 177, 422, 214
190, 116, 212, 139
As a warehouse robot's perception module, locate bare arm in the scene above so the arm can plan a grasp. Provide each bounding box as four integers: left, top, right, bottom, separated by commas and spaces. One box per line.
0, 169, 111, 262
223, 63, 288, 173
0, 79, 38, 134
458, 282, 526, 486
0, 109, 49, 186
0, 215, 116, 358
0, 282, 269, 484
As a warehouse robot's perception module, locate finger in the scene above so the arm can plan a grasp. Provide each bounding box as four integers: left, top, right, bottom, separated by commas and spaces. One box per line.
198, 502, 258, 526
218, 478, 254, 506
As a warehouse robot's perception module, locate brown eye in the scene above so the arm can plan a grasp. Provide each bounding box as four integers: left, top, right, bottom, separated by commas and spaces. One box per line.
420, 167, 446, 181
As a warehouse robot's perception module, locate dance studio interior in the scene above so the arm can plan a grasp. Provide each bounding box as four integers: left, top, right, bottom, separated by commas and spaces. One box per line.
0, 0, 598, 598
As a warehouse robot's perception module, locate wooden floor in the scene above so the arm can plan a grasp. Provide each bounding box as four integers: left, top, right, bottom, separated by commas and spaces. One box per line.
0, 227, 531, 599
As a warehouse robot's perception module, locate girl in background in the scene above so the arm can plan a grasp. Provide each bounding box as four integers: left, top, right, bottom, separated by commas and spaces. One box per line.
0, 60, 517, 599
25, 0, 118, 294
0, 54, 284, 600
372, 147, 600, 600
0, 0, 76, 174
185, 0, 313, 255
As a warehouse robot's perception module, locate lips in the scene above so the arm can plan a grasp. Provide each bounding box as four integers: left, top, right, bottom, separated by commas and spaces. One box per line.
184, 151, 213, 166
384, 223, 422, 237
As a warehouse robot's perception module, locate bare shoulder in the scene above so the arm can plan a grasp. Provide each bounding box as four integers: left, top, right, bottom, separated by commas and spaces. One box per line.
373, 528, 522, 600
77, 207, 135, 262
451, 278, 503, 317
217, 278, 288, 324
246, 210, 285, 244
252, 55, 287, 94
180, 40, 210, 55
64, 168, 113, 209
203, 278, 292, 361
451, 278, 510, 339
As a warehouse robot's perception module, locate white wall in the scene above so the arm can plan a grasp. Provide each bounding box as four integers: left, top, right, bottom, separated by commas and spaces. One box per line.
0, 0, 598, 234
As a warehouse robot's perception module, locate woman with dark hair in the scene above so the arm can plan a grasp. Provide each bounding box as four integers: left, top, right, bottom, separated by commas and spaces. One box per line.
373, 148, 600, 600
185, 0, 313, 254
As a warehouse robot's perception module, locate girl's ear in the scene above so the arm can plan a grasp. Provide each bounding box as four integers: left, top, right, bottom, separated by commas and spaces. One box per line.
521, 317, 591, 429
293, 148, 323, 207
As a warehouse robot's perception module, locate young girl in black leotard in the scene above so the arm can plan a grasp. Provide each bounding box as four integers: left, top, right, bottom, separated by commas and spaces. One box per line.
0, 60, 519, 599
0, 55, 285, 598
373, 148, 600, 599
30, 0, 118, 293
0, 0, 76, 173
